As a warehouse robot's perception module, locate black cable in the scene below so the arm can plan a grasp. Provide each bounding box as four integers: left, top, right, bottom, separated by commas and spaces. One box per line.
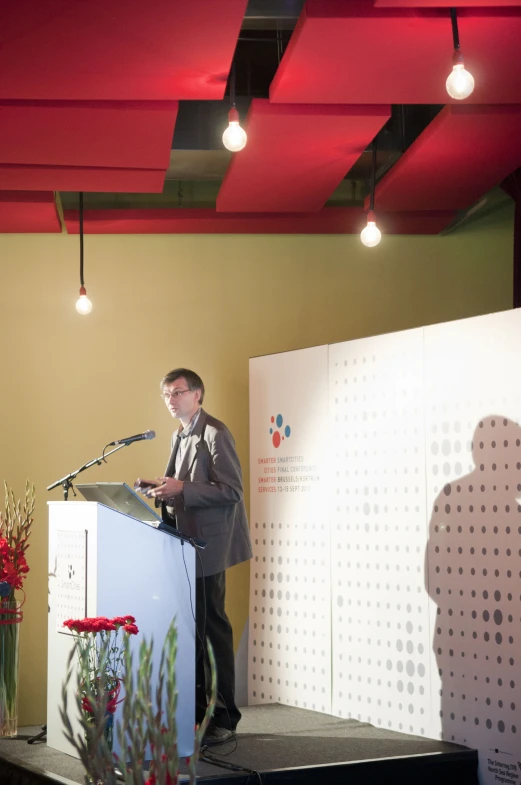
201, 752, 263, 785
450, 8, 460, 51
230, 60, 236, 108
237, 36, 284, 44
369, 138, 377, 213
197, 555, 237, 754
182, 539, 198, 634
183, 545, 237, 754
79, 191, 84, 287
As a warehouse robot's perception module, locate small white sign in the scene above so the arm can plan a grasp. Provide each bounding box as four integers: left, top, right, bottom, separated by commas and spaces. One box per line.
55, 529, 87, 633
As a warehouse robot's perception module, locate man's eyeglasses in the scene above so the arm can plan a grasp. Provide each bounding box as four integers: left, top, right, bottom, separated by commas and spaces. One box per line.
161, 389, 191, 400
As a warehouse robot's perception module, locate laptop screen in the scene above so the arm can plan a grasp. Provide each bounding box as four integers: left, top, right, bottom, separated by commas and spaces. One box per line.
75, 482, 162, 526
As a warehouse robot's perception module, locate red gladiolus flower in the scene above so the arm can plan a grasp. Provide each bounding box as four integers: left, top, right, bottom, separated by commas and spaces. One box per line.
106, 681, 122, 714
2, 563, 23, 589
0, 512, 32, 592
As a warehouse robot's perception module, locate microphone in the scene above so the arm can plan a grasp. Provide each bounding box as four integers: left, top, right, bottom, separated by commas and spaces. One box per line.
110, 430, 156, 446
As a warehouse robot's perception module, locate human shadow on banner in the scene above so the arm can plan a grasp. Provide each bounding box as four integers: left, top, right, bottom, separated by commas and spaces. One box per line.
425, 415, 521, 761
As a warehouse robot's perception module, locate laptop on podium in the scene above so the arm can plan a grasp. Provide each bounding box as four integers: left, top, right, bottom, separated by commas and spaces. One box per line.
76, 482, 162, 527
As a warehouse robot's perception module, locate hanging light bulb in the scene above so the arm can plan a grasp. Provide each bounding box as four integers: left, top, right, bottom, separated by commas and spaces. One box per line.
222, 106, 247, 152
446, 9, 474, 101
446, 56, 474, 100
361, 139, 382, 248
75, 192, 93, 314
361, 210, 382, 248
76, 286, 93, 314
222, 60, 247, 153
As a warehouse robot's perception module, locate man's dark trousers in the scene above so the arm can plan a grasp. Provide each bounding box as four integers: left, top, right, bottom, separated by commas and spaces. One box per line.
195, 571, 241, 731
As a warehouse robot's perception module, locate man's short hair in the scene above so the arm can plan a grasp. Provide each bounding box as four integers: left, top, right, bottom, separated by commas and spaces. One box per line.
160, 368, 205, 404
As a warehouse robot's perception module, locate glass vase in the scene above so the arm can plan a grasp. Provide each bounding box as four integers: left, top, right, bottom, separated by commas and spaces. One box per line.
0, 598, 22, 737
104, 711, 114, 752
84, 712, 114, 754
83, 684, 117, 755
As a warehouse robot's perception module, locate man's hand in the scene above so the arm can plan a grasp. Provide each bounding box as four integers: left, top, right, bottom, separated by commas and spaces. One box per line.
134, 478, 160, 493
148, 476, 184, 501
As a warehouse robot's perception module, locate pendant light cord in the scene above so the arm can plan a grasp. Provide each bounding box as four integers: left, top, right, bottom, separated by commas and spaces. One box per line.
79, 191, 85, 287
370, 138, 377, 212
230, 60, 236, 109
450, 7, 460, 51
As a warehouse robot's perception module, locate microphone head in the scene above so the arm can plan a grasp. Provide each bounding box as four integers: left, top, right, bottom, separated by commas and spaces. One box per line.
145, 430, 156, 440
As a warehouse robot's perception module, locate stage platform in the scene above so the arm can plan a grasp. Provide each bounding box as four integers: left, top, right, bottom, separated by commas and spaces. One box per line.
0, 703, 478, 785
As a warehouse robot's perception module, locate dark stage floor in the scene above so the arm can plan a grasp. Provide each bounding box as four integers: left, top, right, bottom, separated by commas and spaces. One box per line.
0, 704, 478, 785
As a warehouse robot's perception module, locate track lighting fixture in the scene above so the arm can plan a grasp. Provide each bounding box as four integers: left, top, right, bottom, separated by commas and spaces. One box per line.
446, 8, 474, 100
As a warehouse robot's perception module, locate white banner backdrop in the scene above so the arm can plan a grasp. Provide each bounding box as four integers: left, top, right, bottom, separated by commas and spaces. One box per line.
329, 329, 433, 736
249, 309, 521, 785
424, 311, 521, 783
249, 346, 331, 712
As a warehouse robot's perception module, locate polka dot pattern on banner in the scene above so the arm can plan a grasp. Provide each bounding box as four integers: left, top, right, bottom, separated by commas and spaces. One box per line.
426, 414, 521, 742
248, 522, 331, 710
329, 334, 431, 733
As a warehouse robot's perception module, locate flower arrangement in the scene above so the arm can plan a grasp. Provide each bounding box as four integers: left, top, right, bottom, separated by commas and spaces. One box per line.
62, 615, 139, 750
0, 480, 35, 600
60, 619, 216, 785
0, 480, 35, 737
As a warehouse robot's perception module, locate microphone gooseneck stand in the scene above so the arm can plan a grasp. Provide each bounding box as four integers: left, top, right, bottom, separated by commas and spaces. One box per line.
46, 442, 131, 500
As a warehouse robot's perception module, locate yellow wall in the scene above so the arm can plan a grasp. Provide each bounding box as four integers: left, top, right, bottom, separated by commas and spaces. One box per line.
0, 204, 514, 724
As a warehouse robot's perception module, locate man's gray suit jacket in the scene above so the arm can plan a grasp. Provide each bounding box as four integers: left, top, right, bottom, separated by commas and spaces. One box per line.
164, 408, 252, 577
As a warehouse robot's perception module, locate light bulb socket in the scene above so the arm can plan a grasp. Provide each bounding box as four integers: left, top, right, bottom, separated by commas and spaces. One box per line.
366, 210, 377, 224
79, 285, 87, 296
228, 106, 240, 124
452, 49, 464, 66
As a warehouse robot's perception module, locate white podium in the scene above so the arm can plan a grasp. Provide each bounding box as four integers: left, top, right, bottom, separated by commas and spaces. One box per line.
47, 501, 196, 758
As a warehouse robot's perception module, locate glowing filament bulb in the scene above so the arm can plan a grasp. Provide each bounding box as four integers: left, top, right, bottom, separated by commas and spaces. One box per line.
222, 107, 247, 152
360, 211, 382, 248
446, 54, 474, 100
76, 285, 93, 314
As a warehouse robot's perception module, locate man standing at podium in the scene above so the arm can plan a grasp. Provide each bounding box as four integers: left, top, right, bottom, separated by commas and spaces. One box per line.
136, 368, 252, 746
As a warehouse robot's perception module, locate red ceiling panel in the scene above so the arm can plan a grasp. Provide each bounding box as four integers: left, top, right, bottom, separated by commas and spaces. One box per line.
0, 101, 177, 192
1, 1, 247, 101
217, 100, 391, 213
377, 210, 456, 234
0, 165, 166, 194
0, 192, 60, 233
375, 1, 521, 6
63, 208, 455, 235
270, 0, 521, 104
369, 105, 521, 212
0, 102, 178, 169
